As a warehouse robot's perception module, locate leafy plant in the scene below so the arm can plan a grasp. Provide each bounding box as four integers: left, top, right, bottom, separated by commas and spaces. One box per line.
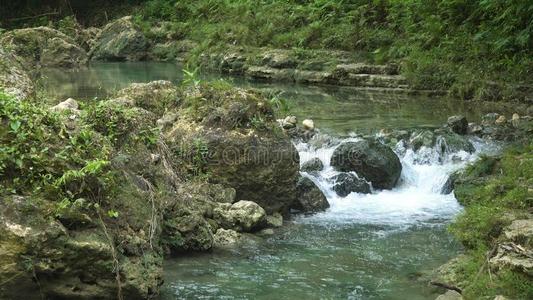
182, 65, 201, 87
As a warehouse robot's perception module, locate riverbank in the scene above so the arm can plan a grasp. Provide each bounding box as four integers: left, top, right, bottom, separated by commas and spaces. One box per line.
3, 1, 533, 101
430, 142, 533, 299
1, 12, 532, 299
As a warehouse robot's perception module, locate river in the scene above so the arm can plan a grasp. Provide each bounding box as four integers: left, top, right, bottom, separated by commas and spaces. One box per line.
39, 62, 505, 299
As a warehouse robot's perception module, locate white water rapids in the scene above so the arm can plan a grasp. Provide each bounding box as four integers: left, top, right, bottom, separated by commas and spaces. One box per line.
295, 134, 500, 229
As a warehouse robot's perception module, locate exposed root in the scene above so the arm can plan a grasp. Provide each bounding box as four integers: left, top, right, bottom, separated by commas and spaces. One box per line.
136, 175, 158, 250
97, 210, 123, 300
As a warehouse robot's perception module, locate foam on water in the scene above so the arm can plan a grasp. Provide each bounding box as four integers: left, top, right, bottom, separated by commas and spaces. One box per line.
296, 134, 500, 229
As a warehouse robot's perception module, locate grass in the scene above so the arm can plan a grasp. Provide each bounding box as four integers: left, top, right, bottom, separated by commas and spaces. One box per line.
2, 1, 531, 101
132, 0, 532, 101
448, 143, 533, 298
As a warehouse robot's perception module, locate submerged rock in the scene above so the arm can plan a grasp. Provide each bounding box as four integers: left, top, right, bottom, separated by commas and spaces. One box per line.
294, 176, 329, 213
332, 173, 371, 197
330, 139, 402, 189
301, 157, 324, 173
90, 16, 149, 61
0, 27, 87, 68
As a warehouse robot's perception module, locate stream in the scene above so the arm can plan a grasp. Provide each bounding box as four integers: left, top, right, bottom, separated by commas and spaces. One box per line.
40, 62, 506, 299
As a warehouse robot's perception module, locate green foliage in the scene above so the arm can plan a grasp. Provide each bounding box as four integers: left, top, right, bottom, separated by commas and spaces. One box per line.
83, 100, 158, 148
182, 65, 201, 87
55, 15, 79, 37
133, 0, 532, 101
174, 137, 210, 179
269, 93, 291, 117
449, 143, 533, 297
0, 91, 64, 193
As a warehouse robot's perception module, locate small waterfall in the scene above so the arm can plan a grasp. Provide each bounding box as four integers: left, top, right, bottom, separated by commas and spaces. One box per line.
296, 133, 500, 229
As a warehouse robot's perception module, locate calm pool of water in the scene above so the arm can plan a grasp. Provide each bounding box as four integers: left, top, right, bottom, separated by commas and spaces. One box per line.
39, 62, 510, 135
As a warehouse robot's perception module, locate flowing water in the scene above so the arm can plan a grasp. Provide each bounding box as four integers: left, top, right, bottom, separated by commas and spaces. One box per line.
39, 62, 507, 299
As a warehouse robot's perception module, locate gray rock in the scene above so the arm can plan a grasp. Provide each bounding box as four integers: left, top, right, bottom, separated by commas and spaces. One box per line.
332, 173, 371, 197
294, 176, 329, 213
495, 115, 507, 125
214, 201, 266, 232
163, 210, 214, 252
503, 219, 533, 244
447, 115, 468, 135
436, 133, 475, 154
301, 158, 324, 173
330, 140, 402, 189
489, 242, 533, 276
51, 98, 80, 114
261, 49, 297, 69
90, 16, 149, 61
229, 201, 267, 232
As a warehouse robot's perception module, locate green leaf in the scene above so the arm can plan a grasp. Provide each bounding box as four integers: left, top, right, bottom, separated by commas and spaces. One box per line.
10, 120, 21, 132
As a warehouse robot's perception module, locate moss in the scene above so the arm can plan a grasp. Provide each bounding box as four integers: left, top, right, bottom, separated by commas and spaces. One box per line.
448, 143, 533, 298
180, 80, 276, 131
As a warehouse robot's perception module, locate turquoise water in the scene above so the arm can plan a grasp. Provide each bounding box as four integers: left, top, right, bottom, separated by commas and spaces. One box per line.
39, 62, 504, 300
39, 62, 510, 135
162, 224, 459, 300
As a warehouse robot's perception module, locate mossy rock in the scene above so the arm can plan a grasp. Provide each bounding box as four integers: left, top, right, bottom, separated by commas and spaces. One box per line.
0, 27, 87, 68
90, 16, 149, 61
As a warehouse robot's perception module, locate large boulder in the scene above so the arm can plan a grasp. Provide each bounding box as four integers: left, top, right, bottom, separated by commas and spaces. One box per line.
0, 195, 162, 300
0, 27, 87, 68
165, 84, 299, 214
332, 173, 371, 197
90, 16, 149, 61
0, 46, 34, 100
330, 140, 402, 189
293, 176, 329, 213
